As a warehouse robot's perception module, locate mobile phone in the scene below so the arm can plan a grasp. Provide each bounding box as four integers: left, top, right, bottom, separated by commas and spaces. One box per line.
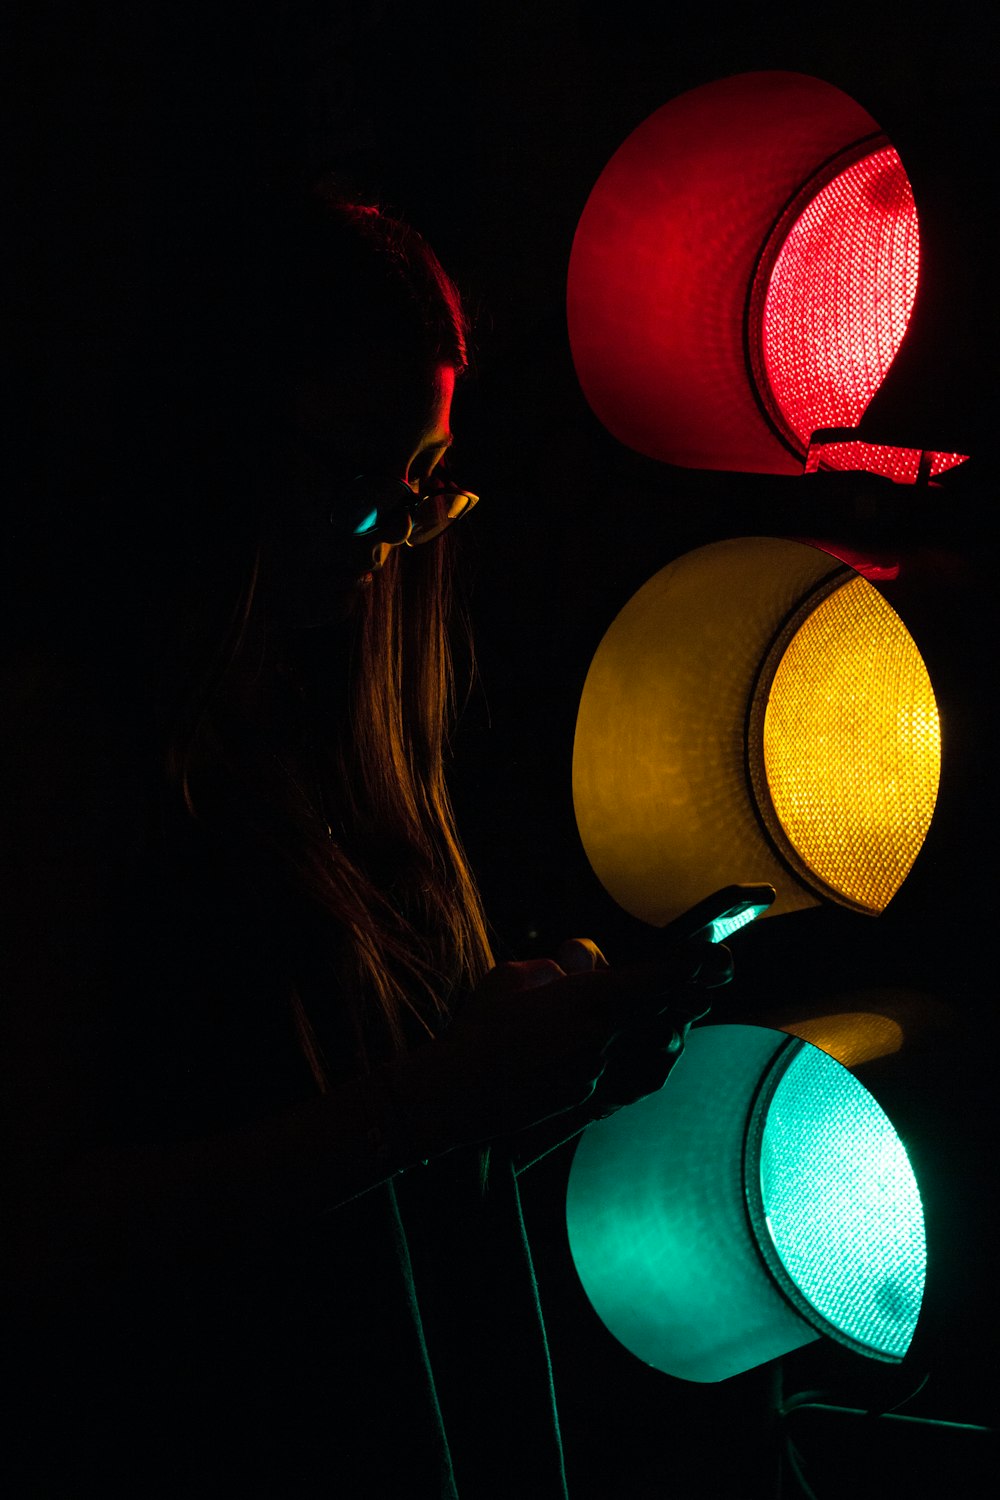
660, 884, 776, 946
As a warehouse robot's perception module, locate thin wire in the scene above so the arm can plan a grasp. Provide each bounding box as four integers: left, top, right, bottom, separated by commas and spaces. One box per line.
778, 1388, 836, 1418
875, 1369, 930, 1417
779, 1367, 932, 1422
783, 1436, 821, 1500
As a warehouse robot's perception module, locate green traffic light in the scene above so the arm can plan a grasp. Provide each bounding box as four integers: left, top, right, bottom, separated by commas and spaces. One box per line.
756, 1042, 925, 1360
566, 1025, 926, 1382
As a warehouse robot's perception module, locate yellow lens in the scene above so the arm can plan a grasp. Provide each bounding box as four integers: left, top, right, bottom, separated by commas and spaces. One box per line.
762, 576, 940, 912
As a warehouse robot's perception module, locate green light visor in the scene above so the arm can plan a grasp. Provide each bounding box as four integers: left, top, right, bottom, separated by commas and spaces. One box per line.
566, 1025, 926, 1382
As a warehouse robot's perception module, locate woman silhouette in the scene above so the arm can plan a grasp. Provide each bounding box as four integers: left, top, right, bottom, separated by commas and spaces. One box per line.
2, 179, 727, 1495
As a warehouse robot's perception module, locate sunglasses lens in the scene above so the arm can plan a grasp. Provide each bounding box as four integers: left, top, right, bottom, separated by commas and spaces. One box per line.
343, 476, 411, 535
339, 474, 479, 547
352, 506, 380, 537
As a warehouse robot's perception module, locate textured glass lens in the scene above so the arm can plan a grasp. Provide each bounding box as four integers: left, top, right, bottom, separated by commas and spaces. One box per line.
759, 1045, 926, 1359
762, 575, 940, 912
762, 146, 919, 476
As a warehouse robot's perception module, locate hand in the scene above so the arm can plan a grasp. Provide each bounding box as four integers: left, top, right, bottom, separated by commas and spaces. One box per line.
438, 935, 732, 1144
551, 936, 732, 1122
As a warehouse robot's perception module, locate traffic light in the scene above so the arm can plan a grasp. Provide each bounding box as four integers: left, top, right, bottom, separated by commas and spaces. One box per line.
567, 1022, 926, 1382
566, 533, 941, 1386
566, 69, 968, 484
570, 535, 942, 927
557, 65, 991, 1472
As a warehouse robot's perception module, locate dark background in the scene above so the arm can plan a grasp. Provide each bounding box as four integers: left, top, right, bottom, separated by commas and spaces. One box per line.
12, 3, 997, 1494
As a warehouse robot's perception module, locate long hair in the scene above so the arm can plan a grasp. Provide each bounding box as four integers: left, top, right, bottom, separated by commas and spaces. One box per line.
148, 184, 493, 1086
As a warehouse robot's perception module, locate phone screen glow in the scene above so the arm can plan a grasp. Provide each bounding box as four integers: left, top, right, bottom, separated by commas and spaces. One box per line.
709, 903, 769, 943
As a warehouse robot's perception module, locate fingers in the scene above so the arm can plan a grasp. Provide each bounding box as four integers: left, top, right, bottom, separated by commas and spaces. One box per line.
475, 941, 610, 998
518, 959, 567, 990
472, 938, 732, 1049
693, 940, 734, 988
553, 938, 609, 974
580, 940, 731, 1038
591, 1039, 685, 1116
504, 936, 727, 991
551, 935, 727, 985
478, 958, 567, 994
653, 938, 734, 995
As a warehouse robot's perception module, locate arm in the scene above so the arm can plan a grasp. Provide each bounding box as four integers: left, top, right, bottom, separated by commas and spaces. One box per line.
508, 939, 728, 1174
3, 949, 719, 1323
1, 651, 724, 1322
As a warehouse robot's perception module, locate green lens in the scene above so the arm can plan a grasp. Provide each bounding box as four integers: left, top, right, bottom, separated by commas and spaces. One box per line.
757, 1043, 926, 1358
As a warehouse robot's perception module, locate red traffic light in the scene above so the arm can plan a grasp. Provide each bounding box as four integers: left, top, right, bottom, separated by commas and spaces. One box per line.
567, 72, 967, 483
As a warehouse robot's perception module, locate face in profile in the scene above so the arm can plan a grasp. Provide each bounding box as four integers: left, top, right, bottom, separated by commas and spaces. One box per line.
267, 361, 456, 628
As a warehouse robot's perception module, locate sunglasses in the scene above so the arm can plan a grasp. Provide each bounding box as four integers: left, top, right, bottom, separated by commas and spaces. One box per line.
341, 469, 480, 553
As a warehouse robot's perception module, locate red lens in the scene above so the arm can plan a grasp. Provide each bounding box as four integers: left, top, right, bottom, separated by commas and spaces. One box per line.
760, 147, 919, 468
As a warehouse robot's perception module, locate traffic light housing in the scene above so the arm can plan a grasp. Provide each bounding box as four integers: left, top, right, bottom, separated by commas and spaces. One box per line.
567, 1023, 927, 1382
567, 70, 967, 483
559, 67, 987, 1423
571, 535, 942, 928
